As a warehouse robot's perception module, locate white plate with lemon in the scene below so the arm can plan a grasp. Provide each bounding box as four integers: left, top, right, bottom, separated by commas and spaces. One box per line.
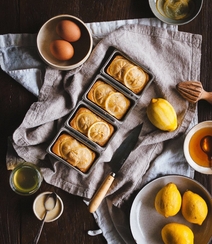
130, 175, 212, 244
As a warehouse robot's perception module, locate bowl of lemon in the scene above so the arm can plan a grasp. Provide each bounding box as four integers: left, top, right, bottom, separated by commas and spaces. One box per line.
130, 175, 212, 244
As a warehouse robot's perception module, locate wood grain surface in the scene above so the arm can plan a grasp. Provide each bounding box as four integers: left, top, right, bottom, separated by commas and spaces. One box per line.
0, 0, 211, 243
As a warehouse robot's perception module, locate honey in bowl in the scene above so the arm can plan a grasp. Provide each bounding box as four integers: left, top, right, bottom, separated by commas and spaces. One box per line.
189, 127, 212, 167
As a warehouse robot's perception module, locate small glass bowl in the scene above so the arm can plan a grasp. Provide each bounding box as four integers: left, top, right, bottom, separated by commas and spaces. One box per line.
9, 162, 43, 196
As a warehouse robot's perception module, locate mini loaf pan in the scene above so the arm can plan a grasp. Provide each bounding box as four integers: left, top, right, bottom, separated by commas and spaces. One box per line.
65, 101, 119, 150
47, 128, 101, 175
83, 74, 137, 123
100, 48, 155, 98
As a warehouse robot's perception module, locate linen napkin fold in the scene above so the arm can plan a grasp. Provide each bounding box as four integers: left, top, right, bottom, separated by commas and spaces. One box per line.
1, 19, 202, 243
0, 18, 177, 97
7, 24, 201, 205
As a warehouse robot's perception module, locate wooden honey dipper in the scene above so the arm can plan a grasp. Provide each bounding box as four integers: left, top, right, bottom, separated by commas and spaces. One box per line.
176, 81, 212, 104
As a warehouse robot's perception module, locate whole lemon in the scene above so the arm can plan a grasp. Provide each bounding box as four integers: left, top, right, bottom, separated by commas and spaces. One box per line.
161, 222, 194, 244
181, 190, 208, 225
155, 182, 182, 217
147, 98, 177, 131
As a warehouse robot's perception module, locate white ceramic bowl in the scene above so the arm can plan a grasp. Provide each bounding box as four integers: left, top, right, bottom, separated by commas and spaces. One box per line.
130, 175, 212, 244
184, 121, 212, 174
37, 14, 93, 70
33, 191, 64, 222
148, 0, 203, 25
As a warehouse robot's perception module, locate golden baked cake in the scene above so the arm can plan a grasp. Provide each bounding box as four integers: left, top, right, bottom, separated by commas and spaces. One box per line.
106, 55, 149, 94
70, 107, 114, 146
52, 133, 96, 173
87, 80, 130, 120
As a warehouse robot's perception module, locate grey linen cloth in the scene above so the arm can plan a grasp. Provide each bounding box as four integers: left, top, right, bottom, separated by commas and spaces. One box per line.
1, 19, 202, 243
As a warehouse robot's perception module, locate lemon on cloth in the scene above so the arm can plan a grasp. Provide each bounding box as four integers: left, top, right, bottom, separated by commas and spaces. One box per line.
161, 222, 194, 244
147, 98, 177, 131
155, 182, 182, 217
181, 190, 208, 225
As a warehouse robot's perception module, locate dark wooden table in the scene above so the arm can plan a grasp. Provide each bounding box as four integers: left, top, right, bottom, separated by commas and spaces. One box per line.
0, 1, 211, 243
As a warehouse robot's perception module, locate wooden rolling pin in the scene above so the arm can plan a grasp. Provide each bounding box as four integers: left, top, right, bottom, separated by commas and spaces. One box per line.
176, 81, 212, 104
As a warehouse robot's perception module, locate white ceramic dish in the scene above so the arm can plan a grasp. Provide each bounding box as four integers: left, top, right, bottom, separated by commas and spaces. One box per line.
184, 121, 212, 175
37, 14, 93, 70
148, 0, 203, 25
130, 175, 212, 244
33, 191, 64, 222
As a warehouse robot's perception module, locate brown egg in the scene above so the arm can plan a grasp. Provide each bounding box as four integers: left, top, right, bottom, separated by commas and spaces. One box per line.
56, 20, 81, 42
50, 40, 74, 61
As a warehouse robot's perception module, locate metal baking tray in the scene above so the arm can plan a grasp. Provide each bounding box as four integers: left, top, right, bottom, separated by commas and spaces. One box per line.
83, 74, 137, 123
100, 48, 155, 99
47, 128, 101, 175
47, 47, 155, 175
65, 101, 119, 150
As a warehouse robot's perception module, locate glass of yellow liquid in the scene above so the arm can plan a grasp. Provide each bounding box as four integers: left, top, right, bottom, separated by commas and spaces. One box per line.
9, 162, 43, 196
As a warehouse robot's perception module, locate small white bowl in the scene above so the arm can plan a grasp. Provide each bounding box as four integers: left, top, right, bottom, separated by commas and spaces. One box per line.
148, 0, 203, 25
184, 121, 212, 174
33, 191, 64, 222
37, 14, 93, 70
